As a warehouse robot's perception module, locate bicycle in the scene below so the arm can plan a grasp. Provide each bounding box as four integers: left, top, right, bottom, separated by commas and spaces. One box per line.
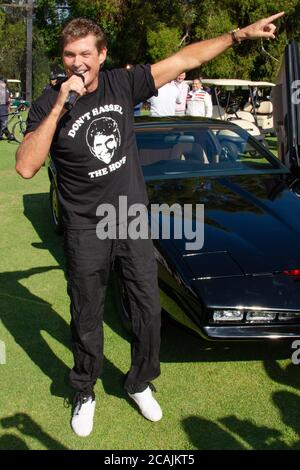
0, 101, 28, 143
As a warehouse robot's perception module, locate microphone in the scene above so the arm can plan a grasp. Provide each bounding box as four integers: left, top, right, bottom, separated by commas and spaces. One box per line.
64, 72, 85, 111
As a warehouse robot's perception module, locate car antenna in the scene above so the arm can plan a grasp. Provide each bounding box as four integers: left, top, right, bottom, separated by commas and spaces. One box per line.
260, 38, 279, 62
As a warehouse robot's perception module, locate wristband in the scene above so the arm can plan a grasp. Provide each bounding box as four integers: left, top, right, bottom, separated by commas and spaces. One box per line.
230, 28, 241, 45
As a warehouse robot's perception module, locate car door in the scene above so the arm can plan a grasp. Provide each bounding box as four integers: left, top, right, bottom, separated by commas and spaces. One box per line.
273, 40, 300, 172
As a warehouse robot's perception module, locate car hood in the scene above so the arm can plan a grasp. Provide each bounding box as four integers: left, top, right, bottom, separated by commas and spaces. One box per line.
147, 173, 300, 277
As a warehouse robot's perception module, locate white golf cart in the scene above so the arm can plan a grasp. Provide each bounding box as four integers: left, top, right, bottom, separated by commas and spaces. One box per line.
7, 79, 21, 99
201, 78, 275, 138
244, 81, 275, 135
6, 79, 29, 109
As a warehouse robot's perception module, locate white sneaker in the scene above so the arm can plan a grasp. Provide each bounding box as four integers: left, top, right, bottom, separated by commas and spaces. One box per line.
128, 385, 162, 422
71, 392, 96, 437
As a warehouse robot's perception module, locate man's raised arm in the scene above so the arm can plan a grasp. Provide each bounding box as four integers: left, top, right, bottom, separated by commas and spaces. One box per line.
151, 12, 284, 89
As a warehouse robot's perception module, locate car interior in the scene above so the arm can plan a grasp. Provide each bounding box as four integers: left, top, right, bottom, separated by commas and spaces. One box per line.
136, 129, 220, 166
136, 126, 284, 177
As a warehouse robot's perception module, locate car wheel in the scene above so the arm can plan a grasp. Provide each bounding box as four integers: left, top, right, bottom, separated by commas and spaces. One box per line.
50, 179, 63, 234
220, 141, 239, 161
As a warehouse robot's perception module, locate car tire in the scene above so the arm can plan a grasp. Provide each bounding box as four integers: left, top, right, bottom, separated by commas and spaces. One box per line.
50, 179, 64, 234
220, 141, 239, 161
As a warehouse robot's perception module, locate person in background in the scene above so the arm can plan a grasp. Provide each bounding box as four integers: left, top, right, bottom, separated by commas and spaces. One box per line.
186, 78, 213, 117
44, 71, 66, 91
172, 72, 189, 115
134, 101, 143, 116
148, 81, 181, 116
0, 77, 14, 141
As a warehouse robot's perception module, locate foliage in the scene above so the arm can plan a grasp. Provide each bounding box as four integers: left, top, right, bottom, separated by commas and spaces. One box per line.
147, 23, 181, 62
0, 14, 26, 81
189, 0, 293, 81
1, 0, 300, 92
32, 31, 51, 100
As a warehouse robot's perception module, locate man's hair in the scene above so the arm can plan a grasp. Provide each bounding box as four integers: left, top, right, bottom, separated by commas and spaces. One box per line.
60, 17, 107, 53
86, 117, 121, 156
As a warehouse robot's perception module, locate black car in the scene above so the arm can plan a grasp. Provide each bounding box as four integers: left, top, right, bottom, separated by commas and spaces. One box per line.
48, 94, 300, 342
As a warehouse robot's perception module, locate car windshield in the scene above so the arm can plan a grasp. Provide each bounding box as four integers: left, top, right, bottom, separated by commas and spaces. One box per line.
136, 125, 288, 181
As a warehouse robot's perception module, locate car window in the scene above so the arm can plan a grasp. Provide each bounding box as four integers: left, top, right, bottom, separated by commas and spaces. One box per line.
135, 126, 288, 180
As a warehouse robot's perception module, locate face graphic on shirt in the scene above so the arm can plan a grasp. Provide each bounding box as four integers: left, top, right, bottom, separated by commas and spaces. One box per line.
86, 117, 121, 164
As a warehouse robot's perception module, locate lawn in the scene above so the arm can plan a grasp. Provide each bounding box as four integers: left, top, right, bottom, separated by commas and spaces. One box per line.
0, 139, 300, 450
265, 135, 278, 157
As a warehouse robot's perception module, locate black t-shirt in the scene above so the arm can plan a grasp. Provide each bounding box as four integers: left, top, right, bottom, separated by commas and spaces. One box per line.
26, 64, 157, 229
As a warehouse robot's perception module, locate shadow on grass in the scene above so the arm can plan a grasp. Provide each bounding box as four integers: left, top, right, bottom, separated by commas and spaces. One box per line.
182, 390, 300, 450
0, 413, 68, 450
0, 193, 125, 401
182, 354, 300, 450
0, 265, 71, 398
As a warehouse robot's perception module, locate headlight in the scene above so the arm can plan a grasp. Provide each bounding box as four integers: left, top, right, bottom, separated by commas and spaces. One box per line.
211, 308, 300, 323
213, 309, 243, 322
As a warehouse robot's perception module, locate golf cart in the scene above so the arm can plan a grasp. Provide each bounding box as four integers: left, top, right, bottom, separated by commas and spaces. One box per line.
7, 79, 29, 109
201, 78, 267, 152
202, 78, 275, 138
244, 81, 275, 135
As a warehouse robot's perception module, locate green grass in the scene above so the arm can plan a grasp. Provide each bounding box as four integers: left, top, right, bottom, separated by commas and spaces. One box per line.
265, 135, 278, 158
0, 140, 300, 450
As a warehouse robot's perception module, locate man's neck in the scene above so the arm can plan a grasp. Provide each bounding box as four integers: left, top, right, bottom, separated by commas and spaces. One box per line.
86, 80, 99, 93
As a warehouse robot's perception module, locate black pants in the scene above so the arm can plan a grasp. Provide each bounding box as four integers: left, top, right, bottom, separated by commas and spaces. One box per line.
0, 104, 12, 140
64, 229, 161, 394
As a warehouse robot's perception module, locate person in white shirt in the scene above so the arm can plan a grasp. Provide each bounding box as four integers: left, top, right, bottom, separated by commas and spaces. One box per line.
149, 82, 181, 116
186, 78, 213, 117
172, 72, 189, 115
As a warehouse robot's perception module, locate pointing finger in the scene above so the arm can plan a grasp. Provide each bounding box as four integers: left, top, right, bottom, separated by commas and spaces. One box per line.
263, 11, 285, 24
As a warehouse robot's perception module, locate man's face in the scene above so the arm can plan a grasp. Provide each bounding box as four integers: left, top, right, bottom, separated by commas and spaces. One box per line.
176, 73, 186, 83
192, 80, 202, 90
62, 34, 107, 93
93, 133, 117, 164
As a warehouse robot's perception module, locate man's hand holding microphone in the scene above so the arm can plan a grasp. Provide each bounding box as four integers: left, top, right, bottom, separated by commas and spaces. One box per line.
54, 72, 86, 116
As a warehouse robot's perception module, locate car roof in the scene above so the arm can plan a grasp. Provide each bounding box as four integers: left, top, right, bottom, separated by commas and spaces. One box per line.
134, 115, 237, 128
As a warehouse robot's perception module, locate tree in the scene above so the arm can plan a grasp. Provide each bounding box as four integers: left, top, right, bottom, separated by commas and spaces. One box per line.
147, 23, 181, 62
190, 0, 292, 81
32, 30, 51, 99
0, 11, 26, 80
13, 0, 300, 87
